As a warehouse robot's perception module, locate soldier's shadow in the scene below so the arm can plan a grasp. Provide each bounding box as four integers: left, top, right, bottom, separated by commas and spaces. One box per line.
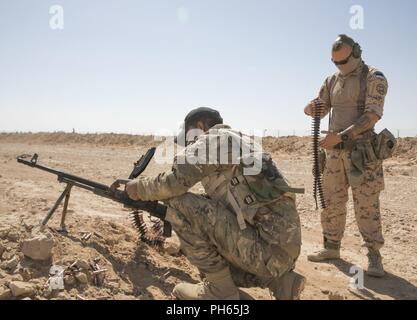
329, 259, 417, 300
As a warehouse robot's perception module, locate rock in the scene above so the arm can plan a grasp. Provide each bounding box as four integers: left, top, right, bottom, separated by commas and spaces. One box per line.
10, 274, 24, 282
64, 275, 76, 286
1, 256, 19, 271
0, 243, 5, 257
7, 230, 20, 242
75, 272, 88, 284
2, 250, 14, 261
48, 274, 65, 291
163, 232, 181, 255
55, 292, 68, 300
21, 268, 34, 281
42, 287, 53, 299
8, 281, 35, 297
21, 234, 54, 261
328, 291, 345, 300
0, 287, 12, 300
105, 238, 116, 245
0, 228, 10, 239
50, 291, 68, 300
49, 265, 65, 277
75, 259, 90, 270
28, 278, 43, 285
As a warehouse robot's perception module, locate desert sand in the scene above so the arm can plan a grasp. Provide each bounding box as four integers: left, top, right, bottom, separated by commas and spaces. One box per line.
0, 132, 416, 300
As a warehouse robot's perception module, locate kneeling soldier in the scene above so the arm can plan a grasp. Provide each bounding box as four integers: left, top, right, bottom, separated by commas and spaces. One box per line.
126, 107, 305, 299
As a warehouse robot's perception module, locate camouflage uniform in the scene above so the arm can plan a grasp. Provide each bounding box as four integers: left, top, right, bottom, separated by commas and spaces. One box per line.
134, 125, 302, 288
317, 62, 388, 251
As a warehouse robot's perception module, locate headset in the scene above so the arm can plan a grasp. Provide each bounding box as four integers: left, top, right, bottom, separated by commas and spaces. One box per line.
334, 35, 362, 59
352, 42, 362, 58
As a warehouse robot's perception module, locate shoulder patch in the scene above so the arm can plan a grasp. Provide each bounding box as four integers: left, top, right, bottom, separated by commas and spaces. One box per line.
376, 83, 387, 95
373, 71, 386, 80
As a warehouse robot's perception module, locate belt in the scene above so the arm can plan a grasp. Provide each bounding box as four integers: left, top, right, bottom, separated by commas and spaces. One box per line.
332, 130, 376, 150
359, 130, 376, 139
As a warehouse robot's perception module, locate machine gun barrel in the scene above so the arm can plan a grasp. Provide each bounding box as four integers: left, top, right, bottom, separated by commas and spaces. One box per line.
17, 154, 109, 191
16, 153, 168, 231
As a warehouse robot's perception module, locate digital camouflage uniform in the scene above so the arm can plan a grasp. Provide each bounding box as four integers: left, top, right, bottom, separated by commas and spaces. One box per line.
134, 125, 302, 288
317, 62, 388, 251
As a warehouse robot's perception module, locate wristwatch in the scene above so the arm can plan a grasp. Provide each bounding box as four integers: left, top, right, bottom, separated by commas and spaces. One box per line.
340, 133, 350, 142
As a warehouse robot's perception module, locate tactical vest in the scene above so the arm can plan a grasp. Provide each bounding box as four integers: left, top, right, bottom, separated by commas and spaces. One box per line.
200, 128, 304, 230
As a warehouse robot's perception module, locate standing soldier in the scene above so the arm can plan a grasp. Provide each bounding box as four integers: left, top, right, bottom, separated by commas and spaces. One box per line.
126, 107, 305, 299
304, 34, 389, 277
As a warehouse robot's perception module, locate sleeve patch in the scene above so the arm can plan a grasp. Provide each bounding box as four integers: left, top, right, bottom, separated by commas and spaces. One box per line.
376, 83, 387, 95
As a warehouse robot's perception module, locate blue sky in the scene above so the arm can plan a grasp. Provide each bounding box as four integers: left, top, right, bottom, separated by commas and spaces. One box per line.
0, 0, 416, 136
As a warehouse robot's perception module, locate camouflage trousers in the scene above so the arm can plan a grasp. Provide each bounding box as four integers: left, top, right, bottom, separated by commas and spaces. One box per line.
165, 192, 301, 288
321, 149, 385, 251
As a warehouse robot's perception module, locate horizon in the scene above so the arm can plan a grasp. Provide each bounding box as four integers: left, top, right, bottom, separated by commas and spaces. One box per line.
0, 129, 414, 138
1, 0, 416, 136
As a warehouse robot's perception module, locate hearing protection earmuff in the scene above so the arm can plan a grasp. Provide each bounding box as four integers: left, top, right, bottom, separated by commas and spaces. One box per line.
351, 42, 362, 59
334, 35, 362, 59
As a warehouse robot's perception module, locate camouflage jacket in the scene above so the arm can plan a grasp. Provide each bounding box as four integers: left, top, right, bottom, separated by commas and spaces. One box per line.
318, 62, 388, 132
134, 124, 302, 247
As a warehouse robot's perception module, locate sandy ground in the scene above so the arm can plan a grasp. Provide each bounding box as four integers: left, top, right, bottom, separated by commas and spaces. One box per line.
0, 133, 416, 300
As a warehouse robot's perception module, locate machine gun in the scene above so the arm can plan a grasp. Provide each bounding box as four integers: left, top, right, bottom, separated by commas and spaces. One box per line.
16, 149, 171, 245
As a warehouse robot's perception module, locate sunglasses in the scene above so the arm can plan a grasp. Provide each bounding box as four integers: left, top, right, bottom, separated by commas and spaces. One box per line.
332, 52, 352, 65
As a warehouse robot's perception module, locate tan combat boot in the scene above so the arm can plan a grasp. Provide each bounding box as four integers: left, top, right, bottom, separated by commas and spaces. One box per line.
367, 249, 385, 278
172, 267, 240, 300
307, 238, 341, 262
270, 270, 306, 300
307, 248, 340, 262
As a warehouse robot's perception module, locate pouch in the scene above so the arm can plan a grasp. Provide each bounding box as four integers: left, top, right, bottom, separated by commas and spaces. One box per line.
350, 138, 378, 176
372, 128, 397, 160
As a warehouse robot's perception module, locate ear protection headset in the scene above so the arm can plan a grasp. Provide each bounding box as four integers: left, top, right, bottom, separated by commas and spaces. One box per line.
334, 35, 362, 58
351, 42, 362, 58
